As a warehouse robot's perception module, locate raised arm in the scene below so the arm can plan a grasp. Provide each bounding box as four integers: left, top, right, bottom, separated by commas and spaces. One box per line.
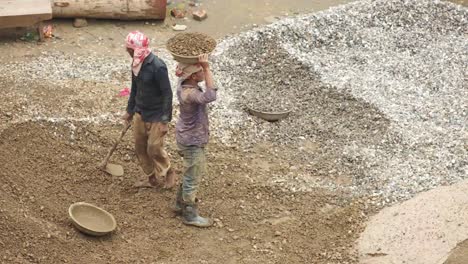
184, 54, 217, 105
199, 54, 215, 90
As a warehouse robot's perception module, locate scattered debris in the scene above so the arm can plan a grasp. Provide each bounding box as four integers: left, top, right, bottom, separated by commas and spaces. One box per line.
73, 18, 88, 28
192, 9, 207, 21
172, 24, 188, 31
43, 25, 53, 38
171, 8, 186, 18
118, 87, 130, 97
20, 32, 37, 42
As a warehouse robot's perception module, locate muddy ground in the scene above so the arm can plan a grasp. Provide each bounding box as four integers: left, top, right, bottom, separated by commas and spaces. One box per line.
0, 0, 467, 263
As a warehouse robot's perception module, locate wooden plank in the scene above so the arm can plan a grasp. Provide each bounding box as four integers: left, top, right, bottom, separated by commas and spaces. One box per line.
0, 0, 52, 17
0, 0, 52, 29
0, 14, 52, 28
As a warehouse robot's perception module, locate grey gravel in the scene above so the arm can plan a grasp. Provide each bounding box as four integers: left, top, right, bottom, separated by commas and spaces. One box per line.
210, 0, 467, 204
3, 51, 128, 83
0, 49, 179, 124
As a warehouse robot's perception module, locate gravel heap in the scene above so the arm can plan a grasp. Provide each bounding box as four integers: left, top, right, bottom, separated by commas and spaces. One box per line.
210, 0, 467, 204
167, 33, 217, 56
0, 49, 179, 125
1, 51, 129, 83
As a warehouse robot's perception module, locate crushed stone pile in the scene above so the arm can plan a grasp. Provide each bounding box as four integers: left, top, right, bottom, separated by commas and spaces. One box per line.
210, 0, 467, 204
1, 52, 129, 83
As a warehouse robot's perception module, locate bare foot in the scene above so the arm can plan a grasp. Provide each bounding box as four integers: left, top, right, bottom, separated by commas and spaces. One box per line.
134, 175, 160, 188
163, 169, 177, 189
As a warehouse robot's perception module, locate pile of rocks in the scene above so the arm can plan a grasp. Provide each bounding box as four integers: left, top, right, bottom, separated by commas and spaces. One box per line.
209, 0, 467, 203
1, 51, 129, 84
167, 32, 216, 56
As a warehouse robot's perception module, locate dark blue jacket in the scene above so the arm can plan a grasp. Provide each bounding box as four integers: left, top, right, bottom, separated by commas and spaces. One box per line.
127, 53, 173, 123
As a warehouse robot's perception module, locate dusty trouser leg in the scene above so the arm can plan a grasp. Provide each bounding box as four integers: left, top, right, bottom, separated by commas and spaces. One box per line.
178, 143, 212, 227
133, 114, 158, 187
147, 122, 172, 186
179, 144, 205, 202
173, 184, 183, 213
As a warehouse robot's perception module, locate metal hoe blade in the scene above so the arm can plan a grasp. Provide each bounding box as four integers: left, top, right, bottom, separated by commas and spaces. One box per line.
103, 163, 124, 177
99, 123, 131, 177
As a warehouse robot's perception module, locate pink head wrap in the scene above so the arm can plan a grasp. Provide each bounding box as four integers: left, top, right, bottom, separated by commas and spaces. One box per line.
126, 31, 151, 76
175, 63, 203, 81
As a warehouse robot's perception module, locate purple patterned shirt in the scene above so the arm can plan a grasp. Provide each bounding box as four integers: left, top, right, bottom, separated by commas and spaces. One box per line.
176, 82, 217, 146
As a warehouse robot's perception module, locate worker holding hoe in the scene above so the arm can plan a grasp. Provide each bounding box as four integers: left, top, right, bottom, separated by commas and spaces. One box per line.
122, 31, 176, 189
173, 54, 217, 227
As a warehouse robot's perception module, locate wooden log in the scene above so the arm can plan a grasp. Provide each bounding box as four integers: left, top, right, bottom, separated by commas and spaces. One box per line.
0, 0, 52, 29
52, 0, 167, 20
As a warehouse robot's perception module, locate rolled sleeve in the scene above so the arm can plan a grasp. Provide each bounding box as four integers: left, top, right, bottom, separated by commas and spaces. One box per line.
185, 88, 217, 105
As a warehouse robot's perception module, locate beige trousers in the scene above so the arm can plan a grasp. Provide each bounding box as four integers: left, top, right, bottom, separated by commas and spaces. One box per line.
133, 113, 171, 178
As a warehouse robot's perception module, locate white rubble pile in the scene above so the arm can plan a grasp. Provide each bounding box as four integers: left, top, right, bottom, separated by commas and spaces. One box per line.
210, 0, 467, 204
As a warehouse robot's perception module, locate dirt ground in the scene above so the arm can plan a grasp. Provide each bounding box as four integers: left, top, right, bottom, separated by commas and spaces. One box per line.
445, 240, 468, 264
0, 0, 466, 263
0, 119, 366, 263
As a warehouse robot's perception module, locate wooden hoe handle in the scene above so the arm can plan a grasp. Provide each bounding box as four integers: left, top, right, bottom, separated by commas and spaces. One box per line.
99, 123, 131, 169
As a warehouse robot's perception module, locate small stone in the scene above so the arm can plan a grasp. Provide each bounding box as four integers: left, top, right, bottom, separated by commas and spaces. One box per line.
264, 16, 277, 23
73, 18, 88, 28
275, 231, 282, 237
171, 8, 186, 18
172, 24, 187, 31
192, 10, 208, 21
